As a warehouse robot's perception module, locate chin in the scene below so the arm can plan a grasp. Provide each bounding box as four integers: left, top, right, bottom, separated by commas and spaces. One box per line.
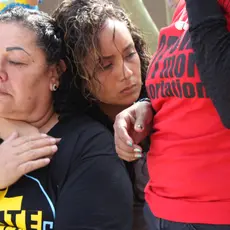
121, 94, 140, 106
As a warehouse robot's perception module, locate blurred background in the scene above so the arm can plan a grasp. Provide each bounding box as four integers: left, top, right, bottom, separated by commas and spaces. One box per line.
41, 0, 171, 29
40, 0, 175, 53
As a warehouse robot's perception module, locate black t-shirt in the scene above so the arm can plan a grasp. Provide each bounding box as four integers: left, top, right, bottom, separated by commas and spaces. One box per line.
0, 114, 133, 230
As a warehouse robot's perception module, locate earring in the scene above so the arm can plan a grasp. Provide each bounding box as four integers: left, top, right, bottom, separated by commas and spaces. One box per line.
52, 84, 58, 91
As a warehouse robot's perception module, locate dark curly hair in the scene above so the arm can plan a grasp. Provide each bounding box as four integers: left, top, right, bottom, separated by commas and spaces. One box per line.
0, 7, 73, 115
0, 7, 64, 65
53, 0, 150, 99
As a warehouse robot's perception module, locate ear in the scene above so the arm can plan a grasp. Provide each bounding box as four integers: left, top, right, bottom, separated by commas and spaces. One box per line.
59, 60, 67, 73
49, 60, 67, 91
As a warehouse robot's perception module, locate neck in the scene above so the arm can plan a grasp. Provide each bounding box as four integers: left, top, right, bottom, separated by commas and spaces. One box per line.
99, 103, 130, 121
0, 107, 58, 140
30, 107, 59, 133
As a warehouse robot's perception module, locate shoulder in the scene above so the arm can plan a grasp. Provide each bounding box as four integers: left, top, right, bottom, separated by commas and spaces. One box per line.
71, 113, 113, 140
49, 113, 117, 186
53, 113, 115, 159
53, 113, 112, 139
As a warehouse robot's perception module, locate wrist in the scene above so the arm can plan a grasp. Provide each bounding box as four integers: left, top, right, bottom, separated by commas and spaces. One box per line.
138, 97, 151, 103
137, 98, 155, 116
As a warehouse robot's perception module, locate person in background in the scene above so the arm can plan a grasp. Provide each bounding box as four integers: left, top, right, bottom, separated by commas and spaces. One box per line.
0, 6, 133, 230
113, 0, 230, 229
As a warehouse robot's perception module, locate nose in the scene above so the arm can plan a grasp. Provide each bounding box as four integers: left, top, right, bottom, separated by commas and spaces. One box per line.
122, 61, 133, 81
0, 61, 8, 82
0, 71, 8, 82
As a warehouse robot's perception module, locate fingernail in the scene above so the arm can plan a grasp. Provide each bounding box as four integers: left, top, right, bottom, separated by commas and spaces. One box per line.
51, 145, 58, 152
134, 148, 141, 153
127, 140, 133, 147
56, 138, 62, 142
50, 138, 56, 144
41, 133, 48, 137
134, 153, 142, 158
137, 124, 143, 130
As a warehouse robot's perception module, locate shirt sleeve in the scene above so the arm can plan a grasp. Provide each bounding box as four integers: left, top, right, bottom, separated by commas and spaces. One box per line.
54, 124, 133, 230
185, 0, 230, 128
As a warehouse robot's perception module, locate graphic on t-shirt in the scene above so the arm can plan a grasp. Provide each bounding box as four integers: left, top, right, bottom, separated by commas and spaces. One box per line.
146, 29, 208, 102
0, 175, 54, 230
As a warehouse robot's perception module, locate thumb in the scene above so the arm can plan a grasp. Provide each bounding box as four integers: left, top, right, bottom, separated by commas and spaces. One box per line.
4, 131, 19, 143
134, 116, 145, 132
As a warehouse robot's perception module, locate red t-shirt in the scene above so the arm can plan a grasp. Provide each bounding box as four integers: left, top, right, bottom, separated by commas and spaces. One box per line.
145, 0, 230, 224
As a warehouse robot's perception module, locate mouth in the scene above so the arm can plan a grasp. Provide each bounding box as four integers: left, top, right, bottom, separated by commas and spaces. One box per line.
0, 89, 9, 95
120, 84, 137, 94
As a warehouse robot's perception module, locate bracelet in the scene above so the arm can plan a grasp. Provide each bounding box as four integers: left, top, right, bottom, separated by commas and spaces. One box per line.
138, 98, 151, 103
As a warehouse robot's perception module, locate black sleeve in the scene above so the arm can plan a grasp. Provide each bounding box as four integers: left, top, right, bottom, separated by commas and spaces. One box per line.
185, 0, 230, 128
54, 124, 133, 230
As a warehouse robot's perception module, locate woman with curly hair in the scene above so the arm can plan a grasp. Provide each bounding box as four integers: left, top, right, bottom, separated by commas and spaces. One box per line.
52, 0, 150, 229
0, 6, 133, 230
0, 0, 150, 228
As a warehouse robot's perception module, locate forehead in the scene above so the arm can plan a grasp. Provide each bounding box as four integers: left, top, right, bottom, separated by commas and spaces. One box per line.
98, 19, 133, 55
0, 22, 37, 50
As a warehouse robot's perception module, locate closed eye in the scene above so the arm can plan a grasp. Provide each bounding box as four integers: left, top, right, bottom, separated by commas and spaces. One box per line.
8, 60, 26, 66
102, 63, 113, 70
126, 52, 137, 59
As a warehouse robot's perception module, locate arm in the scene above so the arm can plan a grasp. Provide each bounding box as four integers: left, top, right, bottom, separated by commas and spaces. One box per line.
185, 0, 230, 128
54, 126, 133, 230
114, 101, 153, 162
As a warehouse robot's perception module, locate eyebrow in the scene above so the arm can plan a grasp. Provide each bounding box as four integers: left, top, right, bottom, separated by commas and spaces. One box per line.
123, 43, 135, 52
101, 43, 135, 60
6, 46, 31, 56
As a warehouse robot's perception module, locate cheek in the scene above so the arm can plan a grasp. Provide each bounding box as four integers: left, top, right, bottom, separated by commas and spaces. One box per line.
14, 73, 50, 101
132, 56, 142, 78
90, 76, 116, 101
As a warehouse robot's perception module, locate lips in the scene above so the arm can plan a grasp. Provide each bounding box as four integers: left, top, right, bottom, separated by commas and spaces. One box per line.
120, 84, 137, 94
0, 88, 8, 95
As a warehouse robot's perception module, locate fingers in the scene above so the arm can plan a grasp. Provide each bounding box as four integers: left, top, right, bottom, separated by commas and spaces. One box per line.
18, 136, 60, 153
18, 158, 51, 175
134, 101, 153, 132
115, 133, 143, 162
134, 113, 146, 132
10, 135, 60, 155
114, 112, 135, 147
21, 145, 58, 162
115, 132, 133, 152
11, 134, 50, 147
116, 146, 143, 162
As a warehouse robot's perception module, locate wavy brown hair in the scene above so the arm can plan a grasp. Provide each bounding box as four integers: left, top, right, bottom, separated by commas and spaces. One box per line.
53, 0, 150, 99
